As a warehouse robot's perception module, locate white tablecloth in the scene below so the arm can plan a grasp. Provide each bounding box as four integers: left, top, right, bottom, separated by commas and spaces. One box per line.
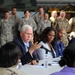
20, 57, 63, 75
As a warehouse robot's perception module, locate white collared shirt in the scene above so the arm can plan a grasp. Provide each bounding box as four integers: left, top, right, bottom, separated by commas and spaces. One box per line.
23, 42, 29, 52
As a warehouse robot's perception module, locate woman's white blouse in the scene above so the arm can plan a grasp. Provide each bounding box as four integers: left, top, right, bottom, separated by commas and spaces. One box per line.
37, 41, 56, 60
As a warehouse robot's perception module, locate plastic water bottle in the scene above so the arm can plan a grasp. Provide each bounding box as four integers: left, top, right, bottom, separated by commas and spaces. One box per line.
16, 62, 22, 70
44, 54, 48, 68
45, 60, 48, 68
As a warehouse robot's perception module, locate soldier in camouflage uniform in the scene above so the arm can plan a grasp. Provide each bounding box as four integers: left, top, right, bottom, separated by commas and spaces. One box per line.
56, 10, 69, 46
68, 17, 75, 39
0, 42, 26, 75
56, 10, 70, 32
33, 7, 44, 25
50, 10, 58, 30
10, 7, 21, 38
69, 17, 75, 32
0, 11, 14, 47
18, 10, 37, 32
33, 7, 44, 42
36, 13, 51, 35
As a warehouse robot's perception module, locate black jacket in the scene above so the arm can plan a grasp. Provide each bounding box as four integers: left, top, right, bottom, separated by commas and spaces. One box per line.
13, 36, 38, 65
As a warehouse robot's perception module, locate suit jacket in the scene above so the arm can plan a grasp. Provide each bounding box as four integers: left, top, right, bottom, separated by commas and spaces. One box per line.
55, 40, 65, 57
13, 36, 38, 65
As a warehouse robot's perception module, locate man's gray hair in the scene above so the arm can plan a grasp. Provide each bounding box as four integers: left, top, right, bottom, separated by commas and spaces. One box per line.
20, 25, 33, 32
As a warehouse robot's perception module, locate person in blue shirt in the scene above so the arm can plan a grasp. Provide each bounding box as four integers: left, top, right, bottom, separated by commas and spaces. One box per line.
55, 28, 65, 57
51, 43, 75, 75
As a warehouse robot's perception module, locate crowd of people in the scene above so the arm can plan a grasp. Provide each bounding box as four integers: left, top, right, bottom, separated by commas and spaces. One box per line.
0, 6, 75, 75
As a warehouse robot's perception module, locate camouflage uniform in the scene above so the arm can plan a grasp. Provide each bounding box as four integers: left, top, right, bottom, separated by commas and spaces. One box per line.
69, 17, 75, 32
50, 17, 58, 30
56, 17, 69, 47
33, 13, 44, 25
61, 34, 69, 47
56, 17, 69, 32
36, 19, 51, 35
18, 17, 37, 31
10, 15, 21, 38
0, 19, 14, 46
0, 67, 26, 75
33, 13, 44, 42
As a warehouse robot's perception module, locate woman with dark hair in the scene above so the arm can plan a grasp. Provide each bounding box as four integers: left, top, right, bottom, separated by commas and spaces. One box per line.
51, 43, 75, 75
0, 42, 26, 75
37, 27, 56, 60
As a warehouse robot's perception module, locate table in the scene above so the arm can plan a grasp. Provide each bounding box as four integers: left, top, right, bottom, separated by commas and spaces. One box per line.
20, 57, 63, 75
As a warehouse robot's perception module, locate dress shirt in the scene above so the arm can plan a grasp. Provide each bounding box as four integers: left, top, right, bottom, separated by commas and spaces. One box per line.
55, 41, 65, 57
23, 42, 29, 52
37, 41, 56, 60
51, 66, 75, 75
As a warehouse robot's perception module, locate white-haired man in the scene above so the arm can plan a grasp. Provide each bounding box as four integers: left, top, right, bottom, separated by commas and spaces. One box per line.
13, 25, 41, 65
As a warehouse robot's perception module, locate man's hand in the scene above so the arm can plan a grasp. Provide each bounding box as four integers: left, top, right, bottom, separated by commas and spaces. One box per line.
29, 60, 38, 65
29, 42, 41, 55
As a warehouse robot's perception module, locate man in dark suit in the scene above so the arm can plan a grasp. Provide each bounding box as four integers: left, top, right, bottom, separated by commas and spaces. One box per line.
13, 25, 41, 65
